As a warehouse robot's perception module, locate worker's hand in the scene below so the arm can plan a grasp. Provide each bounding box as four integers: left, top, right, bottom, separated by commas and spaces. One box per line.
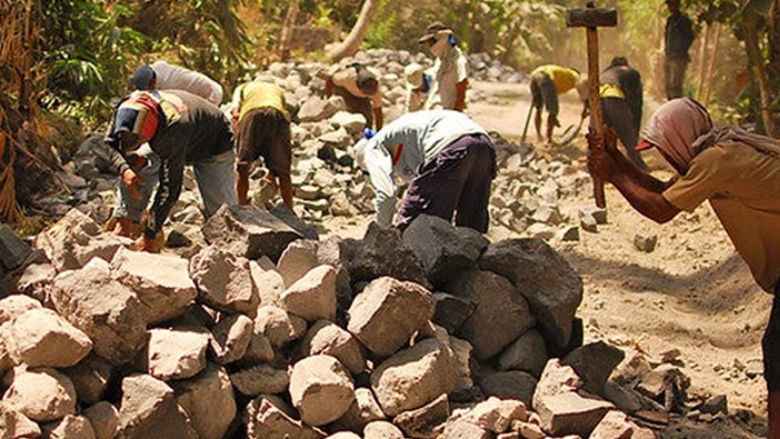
134, 231, 164, 253
122, 169, 144, 200
586, 128, 619, 182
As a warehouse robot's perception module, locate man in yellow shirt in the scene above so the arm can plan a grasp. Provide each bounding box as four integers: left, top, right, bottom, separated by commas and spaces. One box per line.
588, 98, 780, 439
529, 64, 581, 144
231, 81, 293, 209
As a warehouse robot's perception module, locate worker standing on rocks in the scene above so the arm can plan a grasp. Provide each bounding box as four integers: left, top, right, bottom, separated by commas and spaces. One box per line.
353, 109, 495, 232
105, 89, 237, 252
230, 80, 294, 209
108, 63, 225, 238
418, 22, 469, 112
326, 62, 384, 130
587, 98, 780, 438
576, 57, 646, 168
529, 64, 581, 144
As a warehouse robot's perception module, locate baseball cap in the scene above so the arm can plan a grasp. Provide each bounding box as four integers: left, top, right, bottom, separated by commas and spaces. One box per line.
636, 140, 655, 151
130, 65, 156, 90
418, 21, 449, 44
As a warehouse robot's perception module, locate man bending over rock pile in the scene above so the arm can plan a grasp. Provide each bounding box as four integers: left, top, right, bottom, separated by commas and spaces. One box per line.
354, 109, 496, 232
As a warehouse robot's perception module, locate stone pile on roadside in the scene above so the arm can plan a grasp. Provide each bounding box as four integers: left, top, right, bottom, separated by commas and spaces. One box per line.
0, 203, 683, 439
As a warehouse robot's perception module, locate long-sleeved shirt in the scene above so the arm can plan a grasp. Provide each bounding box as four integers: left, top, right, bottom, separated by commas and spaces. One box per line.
362, 110, 487, 226
665, 12, 694, 61
105, 90, 234, 233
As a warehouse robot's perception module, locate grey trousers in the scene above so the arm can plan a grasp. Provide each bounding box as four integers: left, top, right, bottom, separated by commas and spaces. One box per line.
664, 57, 688, 100
114, 148, 237, 221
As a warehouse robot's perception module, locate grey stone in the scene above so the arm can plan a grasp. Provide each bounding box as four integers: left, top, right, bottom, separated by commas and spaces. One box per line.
479, 239, 583, 352
562, 341, 625, 395
393, 393, 449, 439
269, 204, 320, 241
401, 215, 488, 286
432, 292, 477, 334
51, 259, 146, 365
698, 394, 727, 415
0, 224, 30, 271
347, 276, 435, 357
347, 222, 430, 288
201, 204, 302, 261
478, 371, 538, 408
189, 246, 259, 316
62, 354, 114, 406
230, 364, 289, 396
498, 329, 548, 377
446, 270, 535, 361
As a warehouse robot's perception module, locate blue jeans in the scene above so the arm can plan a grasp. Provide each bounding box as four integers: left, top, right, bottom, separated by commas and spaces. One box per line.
114, 148, 237, 221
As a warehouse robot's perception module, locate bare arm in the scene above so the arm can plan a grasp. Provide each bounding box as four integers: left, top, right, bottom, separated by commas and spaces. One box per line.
455, 80, 468, 111
236, 162, 251, 205
373, 106, 383, 130
276, 172, 294, 209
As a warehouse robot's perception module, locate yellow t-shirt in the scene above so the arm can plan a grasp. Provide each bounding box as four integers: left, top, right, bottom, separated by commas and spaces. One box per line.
663, 141, 780, 292
599, 83, 625, 100
236, 82, 289, 123
532, 65, 580, 95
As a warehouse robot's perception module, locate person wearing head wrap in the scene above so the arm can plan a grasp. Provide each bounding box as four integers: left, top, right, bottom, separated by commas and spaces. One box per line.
404, 63, 433, 112
105, 89, 237, 252
326, 62, 383, 129
353, 109, 495, 232
529, 64, 581, 144
418, 22, 469, 112
588, 97, 780, 437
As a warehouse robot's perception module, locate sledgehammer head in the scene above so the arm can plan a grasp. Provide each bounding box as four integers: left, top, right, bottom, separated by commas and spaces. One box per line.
566, 3, 617, 28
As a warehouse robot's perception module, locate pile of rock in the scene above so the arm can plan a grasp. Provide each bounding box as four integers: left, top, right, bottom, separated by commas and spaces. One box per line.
0, 202, 670, 439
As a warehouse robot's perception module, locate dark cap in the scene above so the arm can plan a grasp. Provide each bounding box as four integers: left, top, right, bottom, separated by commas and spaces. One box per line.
130, 65, 156, 91
418, 21, 449, 44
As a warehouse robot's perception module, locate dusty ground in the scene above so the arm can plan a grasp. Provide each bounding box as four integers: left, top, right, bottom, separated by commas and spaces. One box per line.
324, 81, 771, 438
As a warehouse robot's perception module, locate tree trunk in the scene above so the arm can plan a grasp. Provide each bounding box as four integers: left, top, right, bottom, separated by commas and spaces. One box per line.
278, 0, 299, 62
768, 0, 780, 77
695, 22, 710, 101
703, 23, 721, 106
326, 0, 379, 62
745, 25, 776, 136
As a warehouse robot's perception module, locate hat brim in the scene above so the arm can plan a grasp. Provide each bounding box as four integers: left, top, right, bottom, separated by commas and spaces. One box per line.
635, 140, 655, 151
418, 34, 436, 44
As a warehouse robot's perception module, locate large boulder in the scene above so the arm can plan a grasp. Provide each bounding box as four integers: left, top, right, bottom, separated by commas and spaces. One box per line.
244, 397, 325, 439
33, 209, 131, 272
370, 338, 459, 417
3, 368, 77, 422
347, 222, 430, 288
189, 246, 260, 316
280, 265, 337, 322
147, 328, 209, 381
298, 320, 365, 374
172, 365, 236, 439
51, 259, 146, 365
5, 307, 92, 368
201, 204, 302, 261
110, 248, 197, 324
478, 371, 538, 408
289, 355, 355, 426
401, 215, 488, 286
446, 270, 535, 361
479, 239, 583, 351
347, 277, 434, 357
432, 293, 477, 335
116, 374, 198, 439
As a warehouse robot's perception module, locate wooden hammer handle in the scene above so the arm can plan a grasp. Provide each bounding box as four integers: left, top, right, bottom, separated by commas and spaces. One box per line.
586, 27, 607, 208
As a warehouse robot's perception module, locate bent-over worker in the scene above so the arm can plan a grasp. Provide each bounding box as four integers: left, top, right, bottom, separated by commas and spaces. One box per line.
326, 62, 383, 129
529, 64, 581, 144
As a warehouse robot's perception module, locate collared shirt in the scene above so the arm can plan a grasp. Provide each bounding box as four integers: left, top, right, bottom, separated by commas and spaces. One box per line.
151, 60, 224, 105
361, 110, 487, 226
663, 141, 780, 292
425, 46, 469, 110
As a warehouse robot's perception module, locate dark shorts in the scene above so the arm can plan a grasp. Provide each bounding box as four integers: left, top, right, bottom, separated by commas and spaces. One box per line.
530, 72, 559, 116
333, 86, 373, 127
237, 107, 292, 176
763, 282, 780, 390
